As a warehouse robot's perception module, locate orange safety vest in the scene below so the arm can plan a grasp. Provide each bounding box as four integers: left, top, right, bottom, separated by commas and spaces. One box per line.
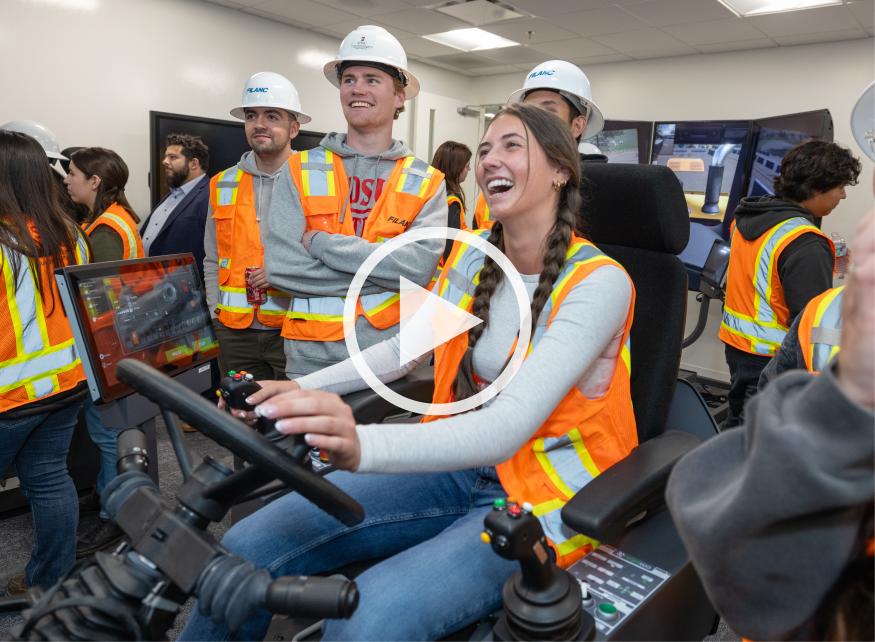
719, 218, 834, 356
473, 193, 494, 230
798, 286, 843, 374
84, 202, 144, 260
431, 195, 468, 288
210, 166, 292, 329
422, 230, 637, 568
282, 147, 444, 342
0, 221, 90, 413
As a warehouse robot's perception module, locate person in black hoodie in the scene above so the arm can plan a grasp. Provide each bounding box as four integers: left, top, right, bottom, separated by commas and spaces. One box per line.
718, 139, 861, 428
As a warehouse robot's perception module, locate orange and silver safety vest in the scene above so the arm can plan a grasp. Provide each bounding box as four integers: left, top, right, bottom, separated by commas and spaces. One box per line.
210, 166, 292, 329
282, 147, 444, 342
432, 195, 469, 287
0, 221, 90, 413
84, 202, 144, 260
798, 286, 843, 374
422, 230, 637, 568
473, 193, 494, 230
719, 218, 833, 356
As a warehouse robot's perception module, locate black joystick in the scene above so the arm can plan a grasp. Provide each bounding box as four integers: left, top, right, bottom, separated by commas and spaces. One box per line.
483, 498, 594, 641
218, 371, 311, 466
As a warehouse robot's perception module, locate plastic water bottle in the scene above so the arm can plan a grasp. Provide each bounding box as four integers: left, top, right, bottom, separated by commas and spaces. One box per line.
832, 232, 850, 279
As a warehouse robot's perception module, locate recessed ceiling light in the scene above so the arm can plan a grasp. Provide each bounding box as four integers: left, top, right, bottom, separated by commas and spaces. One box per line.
423, 28, 519, 52
717, 0, 840, 17
434, 0, 525, 26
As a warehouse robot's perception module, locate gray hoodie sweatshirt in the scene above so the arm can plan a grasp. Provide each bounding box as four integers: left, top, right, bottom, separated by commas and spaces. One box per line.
203, 151, 287, 331
265, 132, 446, 377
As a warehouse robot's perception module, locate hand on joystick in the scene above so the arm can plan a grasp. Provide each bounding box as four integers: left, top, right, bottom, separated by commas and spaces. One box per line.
218, 378, 300, 423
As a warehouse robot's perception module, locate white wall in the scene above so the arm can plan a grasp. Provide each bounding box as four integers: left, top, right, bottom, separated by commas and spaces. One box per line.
473, 38, 875, 380
0, 0, 476, 220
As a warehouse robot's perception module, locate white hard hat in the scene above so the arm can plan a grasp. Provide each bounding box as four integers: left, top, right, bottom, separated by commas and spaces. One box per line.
851, 81, 874, 162
0, 120, 67, 160
230, 72, 312, 124
323, 25, 420, 100
507, 60, 604, 140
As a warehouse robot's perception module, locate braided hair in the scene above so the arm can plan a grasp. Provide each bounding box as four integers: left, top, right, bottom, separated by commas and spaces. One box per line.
452, 102, 584, 403
71, 147, 140, 226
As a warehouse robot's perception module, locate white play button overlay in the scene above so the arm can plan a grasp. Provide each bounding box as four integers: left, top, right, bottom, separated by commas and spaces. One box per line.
399, 276, 482, 366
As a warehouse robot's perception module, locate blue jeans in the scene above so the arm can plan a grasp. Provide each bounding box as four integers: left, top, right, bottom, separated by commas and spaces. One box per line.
179, 467, 518, 641
0, 399, 84, 589
83, 397, 121, 519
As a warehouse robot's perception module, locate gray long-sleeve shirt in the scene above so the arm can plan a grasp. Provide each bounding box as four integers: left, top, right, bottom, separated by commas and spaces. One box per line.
203, 151, 287, 330
264, 132, 447, 376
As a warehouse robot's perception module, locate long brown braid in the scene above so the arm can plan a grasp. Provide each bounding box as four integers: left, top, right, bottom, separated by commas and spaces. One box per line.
452, 103, 584, 402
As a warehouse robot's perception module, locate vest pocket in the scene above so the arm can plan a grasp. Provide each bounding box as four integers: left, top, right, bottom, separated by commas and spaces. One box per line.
213, 210, 235, 284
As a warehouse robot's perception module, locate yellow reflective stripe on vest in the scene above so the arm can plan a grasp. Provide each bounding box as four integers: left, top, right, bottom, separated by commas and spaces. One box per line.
721, 305, 788, 354
218, 286, 292, 316
621, 335, 631, 374
533, 428, 601, 499
300, 148, 336, 197
261, 290, 292, 315
396, 157, 436, 198
810, 287, 843, 372
100, 213, 139, 259
360, 291, 399, 317
74, 230, 90, 265
0, 340, 80, 395
532, 499, 600, 558
289, 296, 346, 322
216, 167, 243, 206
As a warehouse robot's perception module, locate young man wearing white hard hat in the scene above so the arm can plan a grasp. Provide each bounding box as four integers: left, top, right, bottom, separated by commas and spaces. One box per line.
202, 71, 306, 382
263, 25, 446, 378
473, 60, 606, 229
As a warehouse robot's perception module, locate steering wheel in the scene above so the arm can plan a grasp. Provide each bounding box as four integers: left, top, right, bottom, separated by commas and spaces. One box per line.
115, 359, 365, 527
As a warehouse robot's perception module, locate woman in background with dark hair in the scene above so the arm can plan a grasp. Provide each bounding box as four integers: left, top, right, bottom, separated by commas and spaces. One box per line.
54, 146, 90, 225
64, 147, 144, 262
0, 131, 91, 596
432, 141, 472, 266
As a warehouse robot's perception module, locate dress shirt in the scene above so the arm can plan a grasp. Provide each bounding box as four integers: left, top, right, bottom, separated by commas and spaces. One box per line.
142, 173, 207, 255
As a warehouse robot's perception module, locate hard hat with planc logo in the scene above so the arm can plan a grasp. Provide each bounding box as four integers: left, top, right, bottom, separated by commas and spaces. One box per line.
506, 60, 604, 140
323, 25, 420, 100
230, 71, 311, 124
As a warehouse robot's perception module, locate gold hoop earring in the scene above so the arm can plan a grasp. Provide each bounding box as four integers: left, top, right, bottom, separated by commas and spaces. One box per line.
553, 180, 567, 192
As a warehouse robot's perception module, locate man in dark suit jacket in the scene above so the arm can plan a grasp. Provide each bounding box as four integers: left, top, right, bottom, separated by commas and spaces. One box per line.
141, 134, 210, 278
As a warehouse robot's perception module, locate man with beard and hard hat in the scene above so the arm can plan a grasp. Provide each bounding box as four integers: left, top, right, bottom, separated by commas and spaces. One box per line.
473, 60, 605, 230
263, 25, 446, 379
202, 72, 304, 382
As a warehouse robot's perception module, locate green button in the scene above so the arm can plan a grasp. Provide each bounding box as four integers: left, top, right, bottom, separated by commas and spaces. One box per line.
228, 371, 236, 376
494, 498, 506, 508
598, 603, 617, 615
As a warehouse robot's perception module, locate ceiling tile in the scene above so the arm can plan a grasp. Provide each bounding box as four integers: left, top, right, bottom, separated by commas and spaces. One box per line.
772, 28, 870, 46
428, 52, 505, 69
417, 58, 479, 75
479, 18, 579, 44
377, 8, 470, 35
550, 6, 650, 37
529, 37, 616, 58
241, 6, 315, 27
398, 36, 461, 57
628, 44, 699, 59
847, 1, 875, 29
869, 27, 875, 37
746, 5, 860, 37
620, 0, 735, 27
591, 27, 686, 52
567, 52, 635, 65
313, 0, 411, 17
505, 0, 608, 17
249, 0, 357, 25
662, 17, 766, 45
321, 17, 416, 39
468, 64, 522, 76
201, 0, 249, 8
311, 26, 344, 38
399, 0, 437, 6
695, 38, 777, 53
478, 45, 553, 64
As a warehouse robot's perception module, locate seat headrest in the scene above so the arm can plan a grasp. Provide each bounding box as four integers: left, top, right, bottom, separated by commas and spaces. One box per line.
579, 164, 690, 255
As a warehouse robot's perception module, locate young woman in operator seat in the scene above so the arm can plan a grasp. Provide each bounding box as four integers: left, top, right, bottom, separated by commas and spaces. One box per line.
179, 103, 637, 642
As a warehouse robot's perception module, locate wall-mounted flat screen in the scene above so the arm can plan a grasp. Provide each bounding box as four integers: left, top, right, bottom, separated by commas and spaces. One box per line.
582, 120, 653, 164
149, 111, 326, 208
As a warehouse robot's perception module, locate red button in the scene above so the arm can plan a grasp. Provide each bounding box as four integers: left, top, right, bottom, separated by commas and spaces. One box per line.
509, 504, 521, 517
234, 374, 242, 380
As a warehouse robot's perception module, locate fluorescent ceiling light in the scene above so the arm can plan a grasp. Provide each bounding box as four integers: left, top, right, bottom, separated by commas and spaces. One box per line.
717, 0, 840, 16
422, 28, 518, 52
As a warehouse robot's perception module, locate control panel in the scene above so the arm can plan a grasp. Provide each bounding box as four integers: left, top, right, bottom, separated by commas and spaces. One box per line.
567, 544, 671, 636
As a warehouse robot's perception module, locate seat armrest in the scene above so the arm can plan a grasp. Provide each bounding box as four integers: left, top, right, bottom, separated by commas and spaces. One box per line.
560, 431, 701, 543
341, 366, 435, 424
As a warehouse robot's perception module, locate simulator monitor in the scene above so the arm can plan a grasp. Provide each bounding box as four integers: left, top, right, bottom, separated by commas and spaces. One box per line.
149, 111, 327, 208
582, 120, 653, 164
651, 120, 750, 230
55, 253, 219, 403
700, 239, 731, 291
746, 109, 833, 198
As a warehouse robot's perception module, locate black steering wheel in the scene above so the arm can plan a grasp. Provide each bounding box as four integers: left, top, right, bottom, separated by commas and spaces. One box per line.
115, 359, 364, 527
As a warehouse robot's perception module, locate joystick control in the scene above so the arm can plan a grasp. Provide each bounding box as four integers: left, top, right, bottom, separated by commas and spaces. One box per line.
218, 372, 311, 466
483, 498, 594, 641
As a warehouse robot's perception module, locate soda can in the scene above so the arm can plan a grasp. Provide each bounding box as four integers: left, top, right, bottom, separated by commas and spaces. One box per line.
244, 267, 268, 305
